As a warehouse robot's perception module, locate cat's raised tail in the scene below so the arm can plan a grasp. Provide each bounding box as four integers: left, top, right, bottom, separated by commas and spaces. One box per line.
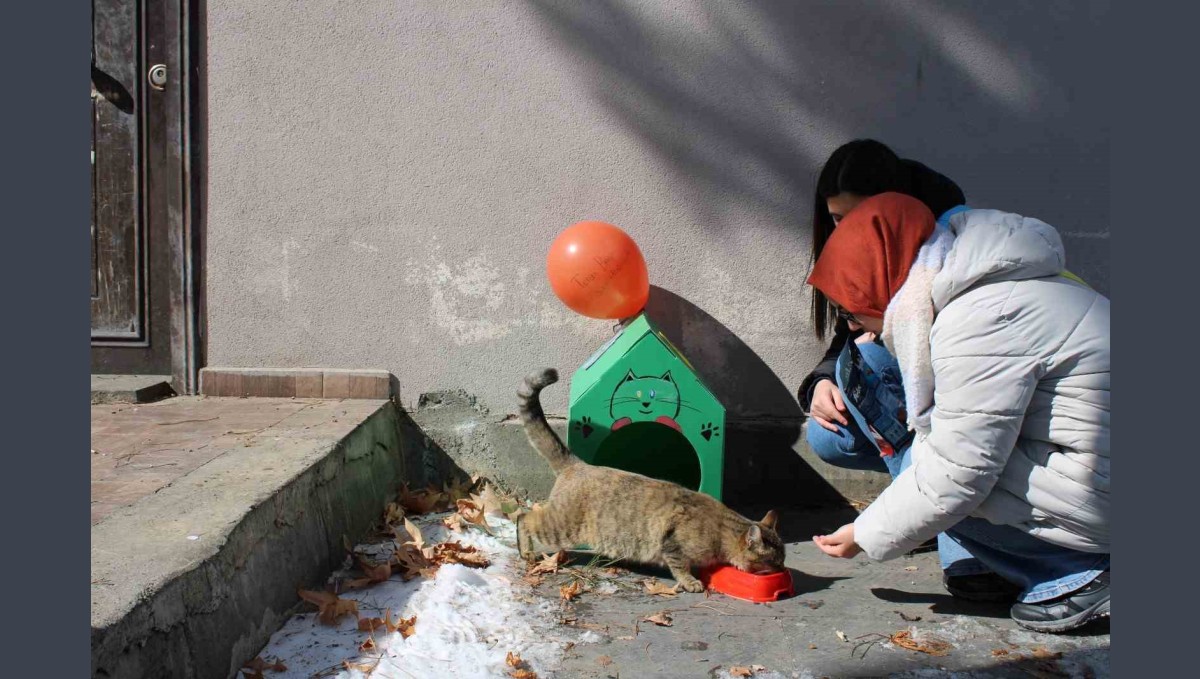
517, 368, 578, 473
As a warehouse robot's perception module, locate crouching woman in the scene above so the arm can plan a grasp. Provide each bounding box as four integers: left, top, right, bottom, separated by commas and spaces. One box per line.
807, 192, 1109, 633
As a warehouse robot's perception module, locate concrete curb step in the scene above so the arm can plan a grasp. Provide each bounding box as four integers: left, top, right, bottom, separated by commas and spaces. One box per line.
91, 374, 176, 405
91, 398, 408, 679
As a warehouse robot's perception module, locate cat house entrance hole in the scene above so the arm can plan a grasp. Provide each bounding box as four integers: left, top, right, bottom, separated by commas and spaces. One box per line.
592, 421, 702, 491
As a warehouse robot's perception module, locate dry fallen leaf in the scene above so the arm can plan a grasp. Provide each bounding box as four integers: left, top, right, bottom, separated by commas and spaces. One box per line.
399, 483, 448, 514
346, 555, 393, 589
342, 660, 379, 673
358, 617, 386, 632
384, 501, 406, 526
242, 657, 287, 673
443, 513, 467, 533
472, 484, 506, 517
457, 498, 494, 534
1032, 647, 1062, 660
643, 579, 679, 597
604, 567, 626, 576
890, 630, 953, 657
992, 649, 1010, 657
358, 637, 377, 652
835, 630, 848, 642
393, 544, 431, 580
434, 541, 490, 568
241, 655, 287, 678
402, 517, 426, 549
298, 589, 358, 625
505, 651, 538, 679
643, 610, 673, 627
560, 580, 583, 601
730, 667, 753, 677
529, 550, 569, 576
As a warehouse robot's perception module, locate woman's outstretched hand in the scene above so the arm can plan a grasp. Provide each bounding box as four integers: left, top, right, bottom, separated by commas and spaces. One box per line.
813, 523, 862, 558
810, 379, 849, 432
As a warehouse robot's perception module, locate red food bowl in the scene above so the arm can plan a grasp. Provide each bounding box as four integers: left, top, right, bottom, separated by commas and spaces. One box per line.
700, 565, 795, 603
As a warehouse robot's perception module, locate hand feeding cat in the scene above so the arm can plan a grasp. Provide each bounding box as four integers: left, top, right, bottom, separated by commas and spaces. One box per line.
515, 368, 785, 592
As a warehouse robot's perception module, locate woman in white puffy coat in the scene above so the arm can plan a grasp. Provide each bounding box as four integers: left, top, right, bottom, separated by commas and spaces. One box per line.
807, 192, 1109, 633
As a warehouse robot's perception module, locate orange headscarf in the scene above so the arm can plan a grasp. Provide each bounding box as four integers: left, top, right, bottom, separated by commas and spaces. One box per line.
807, 192, 936, 318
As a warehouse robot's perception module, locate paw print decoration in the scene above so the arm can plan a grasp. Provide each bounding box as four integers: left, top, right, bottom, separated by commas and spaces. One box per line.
700, 422, 720, 441
573, 416, 594, 439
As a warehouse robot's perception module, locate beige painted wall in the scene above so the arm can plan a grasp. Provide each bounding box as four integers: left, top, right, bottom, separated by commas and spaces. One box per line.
205, 1, 1110, 419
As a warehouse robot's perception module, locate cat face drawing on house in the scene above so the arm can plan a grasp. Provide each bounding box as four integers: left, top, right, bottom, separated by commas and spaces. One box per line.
609, 370, 683, 432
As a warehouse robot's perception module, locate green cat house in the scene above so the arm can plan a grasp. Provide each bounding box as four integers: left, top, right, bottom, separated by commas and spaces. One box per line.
567, 313, 725, 500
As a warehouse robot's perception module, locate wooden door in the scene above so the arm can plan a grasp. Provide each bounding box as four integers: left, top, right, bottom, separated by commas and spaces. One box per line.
91, 0, 198, 391
91, 0, 143, 342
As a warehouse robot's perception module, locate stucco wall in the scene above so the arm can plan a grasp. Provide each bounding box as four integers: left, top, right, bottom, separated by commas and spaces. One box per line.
205, 0, 1110, 420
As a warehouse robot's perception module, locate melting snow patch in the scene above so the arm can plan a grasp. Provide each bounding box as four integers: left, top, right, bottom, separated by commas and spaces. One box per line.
577, 630, 605, 644
251, 516, 569, 678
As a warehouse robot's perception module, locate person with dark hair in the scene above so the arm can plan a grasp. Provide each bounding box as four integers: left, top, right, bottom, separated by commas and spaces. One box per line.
806, 193, 1110, 634
799, 140, 966, 418
796, 140, 1019, 602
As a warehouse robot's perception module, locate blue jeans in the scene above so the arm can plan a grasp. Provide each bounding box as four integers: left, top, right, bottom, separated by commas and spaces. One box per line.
806, 341, 1109, 604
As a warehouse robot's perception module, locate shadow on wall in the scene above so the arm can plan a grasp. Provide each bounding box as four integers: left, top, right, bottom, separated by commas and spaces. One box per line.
524, 0, 1111, 292
394, 402, 475, 492
644, 285, 856, 527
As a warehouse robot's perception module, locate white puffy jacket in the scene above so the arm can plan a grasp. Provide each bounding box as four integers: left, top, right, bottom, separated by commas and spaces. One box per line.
854, 208, 1110, 560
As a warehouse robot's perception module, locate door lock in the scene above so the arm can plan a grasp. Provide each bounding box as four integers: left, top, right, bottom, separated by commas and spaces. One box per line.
148, 64, 168, 91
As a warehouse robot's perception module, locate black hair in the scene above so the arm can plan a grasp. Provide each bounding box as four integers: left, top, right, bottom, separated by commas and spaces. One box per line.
810, 139, 966, 338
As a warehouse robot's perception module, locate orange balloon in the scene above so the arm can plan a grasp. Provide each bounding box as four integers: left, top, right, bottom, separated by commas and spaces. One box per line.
546, 221, 649, 319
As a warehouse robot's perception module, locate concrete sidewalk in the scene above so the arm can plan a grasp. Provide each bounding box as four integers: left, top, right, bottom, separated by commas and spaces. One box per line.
545, 511, 1109, 678
91, 396, 407, 679
90, 396, 1108, 678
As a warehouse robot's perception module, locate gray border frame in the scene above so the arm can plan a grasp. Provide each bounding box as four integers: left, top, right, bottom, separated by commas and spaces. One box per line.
1111, 1, 1192, 676
2, 3, 93, 676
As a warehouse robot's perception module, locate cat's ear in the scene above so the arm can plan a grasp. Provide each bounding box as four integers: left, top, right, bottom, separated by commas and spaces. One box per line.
744, 523, 763, 548
760, 509, 779, 531
622, 369, 637, 383
659, 371, 675, 384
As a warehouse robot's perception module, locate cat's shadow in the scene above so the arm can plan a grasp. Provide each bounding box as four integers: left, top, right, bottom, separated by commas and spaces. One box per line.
565, 553, 846, 598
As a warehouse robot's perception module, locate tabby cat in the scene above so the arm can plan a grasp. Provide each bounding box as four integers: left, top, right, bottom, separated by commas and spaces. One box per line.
515, 368, 785, 592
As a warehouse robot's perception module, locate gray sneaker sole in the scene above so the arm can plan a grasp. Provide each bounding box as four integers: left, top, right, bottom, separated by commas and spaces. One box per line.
1012, 597, 1110, 634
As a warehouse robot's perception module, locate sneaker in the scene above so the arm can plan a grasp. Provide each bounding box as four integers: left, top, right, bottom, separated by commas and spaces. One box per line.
1009, 571, 1110, 633
943, 572, 1024, 603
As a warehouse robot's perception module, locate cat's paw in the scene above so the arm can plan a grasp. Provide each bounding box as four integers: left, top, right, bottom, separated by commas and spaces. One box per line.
675, 577, 705, 594
572, 416, 594, 439
700, 422, 721, 441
